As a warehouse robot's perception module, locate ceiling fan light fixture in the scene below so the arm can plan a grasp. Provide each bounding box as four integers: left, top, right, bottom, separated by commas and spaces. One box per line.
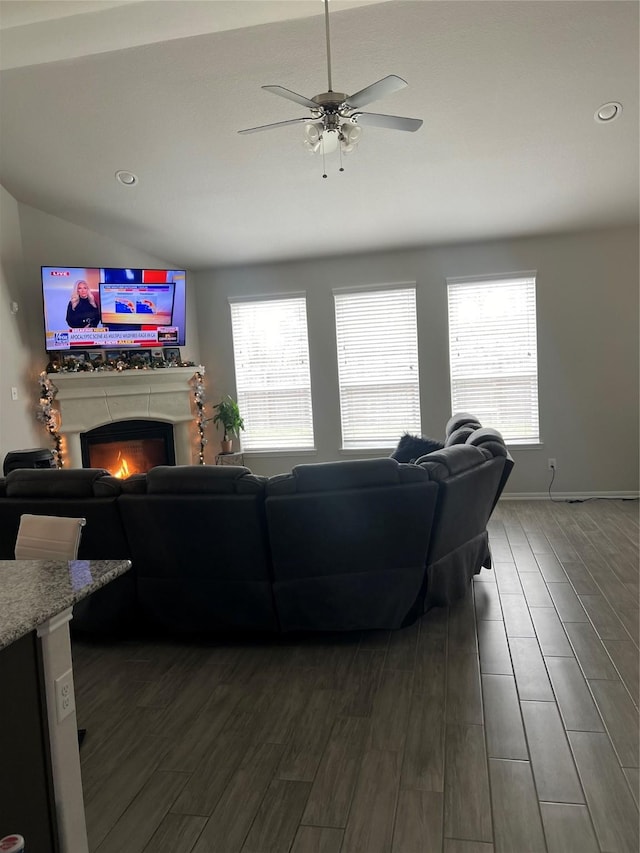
304, 123, 321, 144
303, 123, 322, 153
304, 122, 340, 154
320, 129, 339, 154
340, 123, 362, 153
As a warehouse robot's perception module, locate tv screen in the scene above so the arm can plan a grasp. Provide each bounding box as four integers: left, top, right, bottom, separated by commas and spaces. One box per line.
42, 266, 186, 351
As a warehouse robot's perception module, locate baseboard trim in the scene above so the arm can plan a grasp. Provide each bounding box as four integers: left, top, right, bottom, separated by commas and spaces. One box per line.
502, 491, 639, 501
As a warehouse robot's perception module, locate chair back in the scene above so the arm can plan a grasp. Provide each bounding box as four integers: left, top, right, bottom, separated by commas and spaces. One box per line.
14, 513, 86, 560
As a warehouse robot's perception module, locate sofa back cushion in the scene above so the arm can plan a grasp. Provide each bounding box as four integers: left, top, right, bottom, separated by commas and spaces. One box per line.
445, 412, 482, 438
466, 427, 508, 456
268, 458, 408, 495
266, 460, 437, 580
417, 444, 490, 478
118, 464, 276, 631
143, 464, 266, 495
0, 468, 129, 561
445, 425, 477, 446
119, 465, 270, 582
5, 468, 120, 498
265, 458, 439, 630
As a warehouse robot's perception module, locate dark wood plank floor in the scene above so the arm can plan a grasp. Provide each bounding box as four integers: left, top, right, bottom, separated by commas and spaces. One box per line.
73, 499, 639, 852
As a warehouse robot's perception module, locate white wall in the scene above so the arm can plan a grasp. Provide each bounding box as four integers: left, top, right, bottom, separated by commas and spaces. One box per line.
194, 226, 639, 495
0, 185, 42, 455
0, 190, 200, 464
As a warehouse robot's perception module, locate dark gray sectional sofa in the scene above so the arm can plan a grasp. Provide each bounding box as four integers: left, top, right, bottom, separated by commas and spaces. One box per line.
0, 414, 512, 634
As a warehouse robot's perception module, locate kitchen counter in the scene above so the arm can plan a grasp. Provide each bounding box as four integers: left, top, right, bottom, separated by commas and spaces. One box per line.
0, 558, 131, 649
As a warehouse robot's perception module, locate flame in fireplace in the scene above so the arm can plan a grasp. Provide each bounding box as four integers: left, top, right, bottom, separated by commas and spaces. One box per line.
113, 452, 131, 479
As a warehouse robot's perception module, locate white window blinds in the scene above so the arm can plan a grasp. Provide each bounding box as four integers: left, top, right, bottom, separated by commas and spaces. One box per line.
334, 286, 421, 449
229, 296, 314, 451
447, 274, 540, 443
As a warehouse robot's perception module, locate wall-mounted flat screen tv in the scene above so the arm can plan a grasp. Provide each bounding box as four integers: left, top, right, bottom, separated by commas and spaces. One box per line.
42, 266, 186, 351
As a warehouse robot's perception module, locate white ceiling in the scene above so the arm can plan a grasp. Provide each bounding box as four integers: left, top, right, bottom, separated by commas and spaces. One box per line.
0, 0, 638, 269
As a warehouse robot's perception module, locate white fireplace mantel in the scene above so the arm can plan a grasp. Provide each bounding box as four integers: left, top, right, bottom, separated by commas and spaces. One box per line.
48, 367, 204, 468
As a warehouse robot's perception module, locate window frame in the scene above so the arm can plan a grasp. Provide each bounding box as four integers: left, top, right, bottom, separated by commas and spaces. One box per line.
446, 271, 540, 445
333, 282, 422, 450
228, 292, 315, 452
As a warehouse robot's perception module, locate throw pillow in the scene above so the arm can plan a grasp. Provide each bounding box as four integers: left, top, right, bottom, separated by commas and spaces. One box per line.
391, 433, 445, 464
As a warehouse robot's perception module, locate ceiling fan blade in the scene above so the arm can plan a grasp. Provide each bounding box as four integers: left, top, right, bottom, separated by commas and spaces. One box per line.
345, 75, 408, 109
262, 85, 319, 110
352, 112, 423, 132
238, 117, 318, 135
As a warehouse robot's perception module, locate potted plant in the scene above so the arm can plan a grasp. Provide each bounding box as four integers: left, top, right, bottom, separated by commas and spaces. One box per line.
212, 395, 245, 453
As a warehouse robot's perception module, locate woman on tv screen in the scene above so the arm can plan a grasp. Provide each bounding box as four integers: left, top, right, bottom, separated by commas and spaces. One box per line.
66, 279, 100, 328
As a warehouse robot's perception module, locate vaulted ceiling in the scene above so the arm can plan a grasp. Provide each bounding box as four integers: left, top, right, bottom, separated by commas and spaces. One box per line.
1, 0, 637, 268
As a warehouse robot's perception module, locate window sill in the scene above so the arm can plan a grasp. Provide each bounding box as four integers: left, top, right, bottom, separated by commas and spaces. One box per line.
506, 442, 543, 450
242, 448, 318, 458
339, 447, 394, 456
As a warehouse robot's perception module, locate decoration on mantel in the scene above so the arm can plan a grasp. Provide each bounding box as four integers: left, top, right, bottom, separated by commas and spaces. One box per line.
37, 371, 63, 468
46, 353, 197, 373
192, 370, 207, 465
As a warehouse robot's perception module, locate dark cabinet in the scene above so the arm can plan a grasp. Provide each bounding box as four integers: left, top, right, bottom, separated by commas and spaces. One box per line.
0, 632, 59, 852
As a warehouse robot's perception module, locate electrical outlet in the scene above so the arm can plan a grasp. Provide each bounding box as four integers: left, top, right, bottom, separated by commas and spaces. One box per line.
55, 668, 75, 723
548, 458, 557, 471
10, 387, 18, 401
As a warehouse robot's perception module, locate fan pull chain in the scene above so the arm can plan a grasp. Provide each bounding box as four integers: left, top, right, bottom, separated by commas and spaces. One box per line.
322, 137, 327, 178
339, 138, 344, 173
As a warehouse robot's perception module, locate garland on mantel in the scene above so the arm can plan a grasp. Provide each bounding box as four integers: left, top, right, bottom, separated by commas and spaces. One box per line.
192, 370, 207, 465
46, 354, 197, 373
37, 366, 209, 468
36, 371, 63, 468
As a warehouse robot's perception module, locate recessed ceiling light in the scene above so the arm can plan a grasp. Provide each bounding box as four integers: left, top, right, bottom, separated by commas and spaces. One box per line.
115, 170, 138, 186
594, 102, 622, 123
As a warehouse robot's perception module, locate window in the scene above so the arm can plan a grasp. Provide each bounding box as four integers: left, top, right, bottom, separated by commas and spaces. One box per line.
229, 295, 314, 451
447, 273, 539, 443
334, 286, 421, 449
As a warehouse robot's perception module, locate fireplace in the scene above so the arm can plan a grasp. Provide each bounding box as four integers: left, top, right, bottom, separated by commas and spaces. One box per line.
47, 367, 203, 468
81, 420, 175, 477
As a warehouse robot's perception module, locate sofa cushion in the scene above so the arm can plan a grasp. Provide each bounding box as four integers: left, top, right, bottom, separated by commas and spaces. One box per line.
93, 475, 123, 497
445, 412, 482, 437
145, 464, 265, 495
445, 425, 477, 446
466, 427, 508, 457
268, 458, 412, 495
5, 468, 117, 498
121, 473, 147, 494
418, 445, 490, 481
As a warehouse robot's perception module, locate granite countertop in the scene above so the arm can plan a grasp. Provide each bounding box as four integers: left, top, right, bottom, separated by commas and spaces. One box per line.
0, 558, 131, 649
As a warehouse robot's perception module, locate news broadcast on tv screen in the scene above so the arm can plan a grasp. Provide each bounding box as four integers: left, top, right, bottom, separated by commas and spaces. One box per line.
42, 267, 187, 351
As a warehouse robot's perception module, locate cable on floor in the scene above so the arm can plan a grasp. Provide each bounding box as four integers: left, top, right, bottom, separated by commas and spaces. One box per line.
547, 466, 639, 503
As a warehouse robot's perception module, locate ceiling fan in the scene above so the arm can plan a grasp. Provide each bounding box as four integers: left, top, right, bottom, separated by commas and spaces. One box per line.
238, 0, 423, 170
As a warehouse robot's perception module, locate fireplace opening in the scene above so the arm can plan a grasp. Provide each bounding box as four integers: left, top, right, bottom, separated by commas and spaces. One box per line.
81, 420, 175, 477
